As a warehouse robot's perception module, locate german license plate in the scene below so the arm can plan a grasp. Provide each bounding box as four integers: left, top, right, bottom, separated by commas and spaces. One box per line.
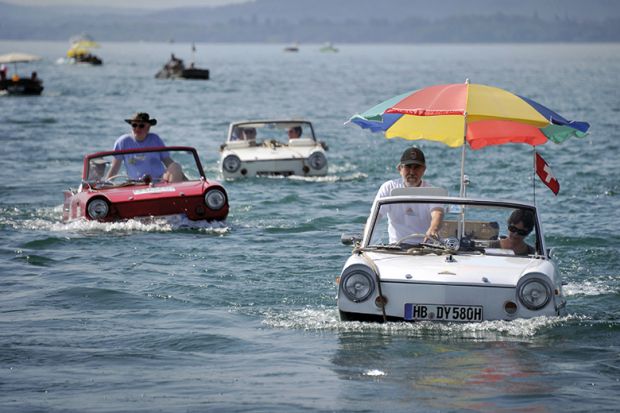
404, 303, 483, 322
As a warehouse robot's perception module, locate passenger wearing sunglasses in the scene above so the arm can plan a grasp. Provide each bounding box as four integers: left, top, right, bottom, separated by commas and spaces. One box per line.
106, 112, 183, 183
491, 209, 536, 256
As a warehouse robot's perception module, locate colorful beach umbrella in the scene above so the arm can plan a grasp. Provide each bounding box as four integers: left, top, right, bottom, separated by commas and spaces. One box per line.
348, 81, 590, 196
349, 82, 589, 149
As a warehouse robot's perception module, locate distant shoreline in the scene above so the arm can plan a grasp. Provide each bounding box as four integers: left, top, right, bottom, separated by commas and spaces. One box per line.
2, 0, 619, 44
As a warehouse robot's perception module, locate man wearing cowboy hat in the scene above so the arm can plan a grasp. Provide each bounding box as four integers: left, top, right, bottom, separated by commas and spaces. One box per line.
105, 112, 183, 182
373, 146, 444, 243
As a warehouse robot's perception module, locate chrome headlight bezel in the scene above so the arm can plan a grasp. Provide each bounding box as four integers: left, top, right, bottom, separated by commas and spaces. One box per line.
340, 265, 376, 303
204, 189, 227, 210
222, 154, 241, 173
517, 276, 552, 310
86, 198, 109, 220
308, 151, 327, 170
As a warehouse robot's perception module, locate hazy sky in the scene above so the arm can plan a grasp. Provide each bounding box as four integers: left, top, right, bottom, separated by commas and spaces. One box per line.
3, 0, 249, 9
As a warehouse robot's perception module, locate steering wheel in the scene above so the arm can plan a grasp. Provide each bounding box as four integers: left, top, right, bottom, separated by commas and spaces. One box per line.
104, 174, 130, 185
395, 233, 445, 249
395, 233, 428, 246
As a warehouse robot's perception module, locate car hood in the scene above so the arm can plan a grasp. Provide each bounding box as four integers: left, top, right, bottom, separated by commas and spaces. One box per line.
223, 145, 321, 161
93, 180, 206, 202
361, 251, 553, 287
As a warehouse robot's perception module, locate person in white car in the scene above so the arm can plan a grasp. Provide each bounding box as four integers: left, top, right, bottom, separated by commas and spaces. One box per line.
374, 146, 444, 243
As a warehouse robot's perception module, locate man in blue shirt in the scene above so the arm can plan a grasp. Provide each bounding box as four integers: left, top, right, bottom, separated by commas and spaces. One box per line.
106, 112, 183, 182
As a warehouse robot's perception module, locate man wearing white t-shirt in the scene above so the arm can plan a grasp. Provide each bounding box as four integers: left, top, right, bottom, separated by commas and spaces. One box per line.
374, 147, 444, 243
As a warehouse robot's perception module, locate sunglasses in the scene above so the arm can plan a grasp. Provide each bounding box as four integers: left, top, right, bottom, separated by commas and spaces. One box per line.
131, 123, 146, 129
508, 224, 531, 236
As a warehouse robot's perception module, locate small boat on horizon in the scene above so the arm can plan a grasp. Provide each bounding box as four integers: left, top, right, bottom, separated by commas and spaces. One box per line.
66, 34, 103, 65
155, 44, 209, 80
320, 42, 338, 53
284, 42, 300, 52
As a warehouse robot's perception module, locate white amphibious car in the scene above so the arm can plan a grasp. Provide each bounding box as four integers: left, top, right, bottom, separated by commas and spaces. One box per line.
338, 188, 567, 322
219, 120, 328, 178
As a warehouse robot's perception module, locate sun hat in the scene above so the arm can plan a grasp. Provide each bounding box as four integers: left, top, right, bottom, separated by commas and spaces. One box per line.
399, 147, 426, 166
124, 112, 157, 126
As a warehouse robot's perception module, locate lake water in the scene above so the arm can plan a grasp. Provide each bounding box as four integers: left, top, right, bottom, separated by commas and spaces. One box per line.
1, 40, 619, 412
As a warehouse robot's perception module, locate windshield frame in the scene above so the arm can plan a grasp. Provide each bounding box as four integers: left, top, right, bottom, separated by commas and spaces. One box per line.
227, 120, 316, 144
364, 196, 545, 257
81, 146, 206, 186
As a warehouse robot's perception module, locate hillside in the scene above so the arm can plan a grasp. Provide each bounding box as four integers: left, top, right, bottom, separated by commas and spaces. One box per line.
1, 0, 619, 42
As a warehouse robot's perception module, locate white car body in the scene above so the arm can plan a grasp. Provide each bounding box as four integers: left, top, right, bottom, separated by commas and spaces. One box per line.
337, 188, 567, 322
219, 120, 328, 178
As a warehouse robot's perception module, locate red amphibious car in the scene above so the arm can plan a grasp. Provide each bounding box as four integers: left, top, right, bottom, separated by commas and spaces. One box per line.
63, 146, 229, 223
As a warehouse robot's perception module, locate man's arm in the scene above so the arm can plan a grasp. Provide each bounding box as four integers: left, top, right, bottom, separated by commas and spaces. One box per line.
425, 208, 444, 240
162, 157, 184, 182
105, 158, 122, 179
162, 157, 174, 168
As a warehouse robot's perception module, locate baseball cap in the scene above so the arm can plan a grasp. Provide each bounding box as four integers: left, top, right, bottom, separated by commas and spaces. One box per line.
399, 147, 426, 166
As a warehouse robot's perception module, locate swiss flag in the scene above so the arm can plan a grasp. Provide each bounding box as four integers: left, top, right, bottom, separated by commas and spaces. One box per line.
535, 152, 560, 195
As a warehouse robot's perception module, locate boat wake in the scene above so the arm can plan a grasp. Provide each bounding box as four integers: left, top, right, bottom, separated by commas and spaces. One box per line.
1, 206, 230, 234
563, 280, 618, 296
262, 307, 587, 340
287, 172, 368, 183
57, 215, 230, 234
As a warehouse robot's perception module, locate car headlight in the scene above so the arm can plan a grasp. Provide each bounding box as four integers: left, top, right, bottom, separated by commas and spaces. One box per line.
86, 198, 109, 220
517, 277, 552, 310
222, 155, 241, 173
204, 189, 227, 210
308, 152, 327, 170
340, 265, 376, 303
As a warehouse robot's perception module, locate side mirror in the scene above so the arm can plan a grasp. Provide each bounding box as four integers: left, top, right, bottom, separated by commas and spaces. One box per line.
341, 232, 362, 245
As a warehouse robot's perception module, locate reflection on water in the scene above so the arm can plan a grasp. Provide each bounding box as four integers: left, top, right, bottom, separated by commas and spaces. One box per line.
327, 331, 557, 412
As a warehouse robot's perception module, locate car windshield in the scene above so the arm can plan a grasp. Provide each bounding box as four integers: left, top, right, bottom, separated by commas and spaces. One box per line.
367, 199, 541, 257
228, 121, 315, 144
84, 148, 204, 188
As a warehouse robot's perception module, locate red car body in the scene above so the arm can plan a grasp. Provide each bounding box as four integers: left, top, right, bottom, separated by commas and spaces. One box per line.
63, 146, 229, 223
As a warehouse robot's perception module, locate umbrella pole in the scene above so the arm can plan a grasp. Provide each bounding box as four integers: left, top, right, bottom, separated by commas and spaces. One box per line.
459, 114, 468, 197
457, 120, 467, 242
532, 148, 536, 205
459, 140, 466, 197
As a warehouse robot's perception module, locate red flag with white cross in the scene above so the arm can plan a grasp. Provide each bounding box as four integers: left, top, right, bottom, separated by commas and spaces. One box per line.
535, 152, 560, 195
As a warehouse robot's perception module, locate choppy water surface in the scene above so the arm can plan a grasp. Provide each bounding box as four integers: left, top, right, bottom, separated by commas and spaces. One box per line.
1, 41, 619, 412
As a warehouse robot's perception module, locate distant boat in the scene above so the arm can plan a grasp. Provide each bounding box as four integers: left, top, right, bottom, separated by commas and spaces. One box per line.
155, 44, 209, 80
66, 34, 103, 65
320, 42, 338, 53
284, 42, 300, 52
0, 52, 44, 96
